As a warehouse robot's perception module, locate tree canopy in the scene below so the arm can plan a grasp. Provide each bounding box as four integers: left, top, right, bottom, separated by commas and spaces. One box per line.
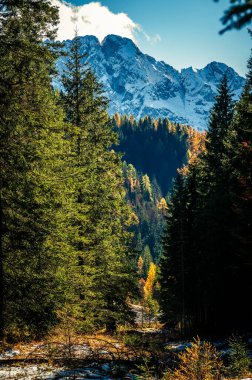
215, 0, 252, 33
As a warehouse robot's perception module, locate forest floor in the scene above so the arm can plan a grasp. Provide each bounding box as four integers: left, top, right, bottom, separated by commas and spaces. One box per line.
0, 333, 141, 379
1, 332, 252, 379
0, 307, 251, 379
0, 338, 251, 379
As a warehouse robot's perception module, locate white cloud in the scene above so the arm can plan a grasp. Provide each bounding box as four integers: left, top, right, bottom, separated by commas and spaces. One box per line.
51, 0, 141, 42
142, 31, 162, 45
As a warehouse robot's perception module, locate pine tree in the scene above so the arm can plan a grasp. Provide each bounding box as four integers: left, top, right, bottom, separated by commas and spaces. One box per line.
215, 0, 252, 34
221, 49, 252, 331
0, 0, 70, 338
142, 245, 153, 278
204, 74, 234, 177
194, 75, 235, 332
61, 36, 136, 331
159, 66, 250, 335
142, 174, 153, 201
159, 174, 190, 334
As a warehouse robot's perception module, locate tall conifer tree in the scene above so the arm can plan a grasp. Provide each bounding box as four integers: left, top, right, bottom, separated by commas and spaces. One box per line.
160, 76, 236, 334
61, 36, 136, 330
159, 174, 190, 334
0, 0, 69, 338
198, 75, 235, 331
221, 49, 252, 331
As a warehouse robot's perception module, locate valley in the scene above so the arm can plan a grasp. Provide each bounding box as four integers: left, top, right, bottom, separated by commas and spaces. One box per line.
0, 0, 251, 378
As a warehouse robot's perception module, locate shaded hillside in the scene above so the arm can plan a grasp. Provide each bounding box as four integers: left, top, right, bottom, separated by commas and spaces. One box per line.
122, 161, 167, 263
113, 115, 204, 262
113, 115, 198, 195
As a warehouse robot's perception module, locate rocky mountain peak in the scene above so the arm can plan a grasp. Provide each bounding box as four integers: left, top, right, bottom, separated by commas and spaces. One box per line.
55, 35, 245, 131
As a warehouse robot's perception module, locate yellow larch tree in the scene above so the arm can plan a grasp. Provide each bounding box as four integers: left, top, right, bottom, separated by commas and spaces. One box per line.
144, 262, 156, 300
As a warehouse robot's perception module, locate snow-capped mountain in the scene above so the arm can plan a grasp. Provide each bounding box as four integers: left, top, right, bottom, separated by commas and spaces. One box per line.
56, 34, 245, 131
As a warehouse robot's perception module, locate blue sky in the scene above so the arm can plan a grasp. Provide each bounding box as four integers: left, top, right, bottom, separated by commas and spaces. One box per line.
62, 0, 251, 76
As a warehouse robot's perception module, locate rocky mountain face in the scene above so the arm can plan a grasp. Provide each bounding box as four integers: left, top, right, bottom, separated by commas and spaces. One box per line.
55, 34, 245, 131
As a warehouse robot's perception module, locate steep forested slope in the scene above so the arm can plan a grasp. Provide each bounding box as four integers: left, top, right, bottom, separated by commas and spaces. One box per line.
113, 115, 191, 195
112, 115, 204, 262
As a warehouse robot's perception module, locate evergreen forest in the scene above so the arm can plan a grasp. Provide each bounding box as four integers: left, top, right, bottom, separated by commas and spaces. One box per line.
0, 1, 251, 379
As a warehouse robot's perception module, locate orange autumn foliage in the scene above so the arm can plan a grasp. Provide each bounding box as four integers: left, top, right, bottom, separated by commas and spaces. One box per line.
179, 128, 206, 176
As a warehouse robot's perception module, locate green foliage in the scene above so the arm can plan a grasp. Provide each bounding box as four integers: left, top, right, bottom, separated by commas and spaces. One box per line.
193, 75, 236, 332
159, 174, 190, 333
113, 115, 189, 195
0, 0, 69, 339
0, 0, 59, 41
142, 174, 153, 202
227, 335, 251, 377
143, 246, 153, 278
0, 3, 136, 340
135, 357, 156, 380
115, 116, 198, 266
1, 0, 250, 344
122, 333, 144, 349
123, 161, 166, 263
144, 296, 160, 327
160, 59, 252, 334
60, 36, 136, 332
214, 0, 252, 34
205, 74, 234, 163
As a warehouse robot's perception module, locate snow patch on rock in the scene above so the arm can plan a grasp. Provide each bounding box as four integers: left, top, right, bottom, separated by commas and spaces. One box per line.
55, 35, 245, 131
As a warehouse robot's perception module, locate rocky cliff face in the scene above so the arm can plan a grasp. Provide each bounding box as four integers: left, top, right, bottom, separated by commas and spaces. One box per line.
55, 34, 245, 131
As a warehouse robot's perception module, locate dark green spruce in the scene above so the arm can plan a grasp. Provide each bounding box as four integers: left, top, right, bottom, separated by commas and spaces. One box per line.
61, 36, 136, 331
160, 60, 252, 334
0, 0, 70, 338
159, 174, 190, 335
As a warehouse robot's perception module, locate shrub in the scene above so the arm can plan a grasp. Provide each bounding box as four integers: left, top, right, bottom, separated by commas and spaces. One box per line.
227, 335, 251, 378
163, 337, 223, 380
136, 357, 156, 380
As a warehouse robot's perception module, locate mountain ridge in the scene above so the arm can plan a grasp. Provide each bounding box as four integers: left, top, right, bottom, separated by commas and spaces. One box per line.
55, 34, 245, 130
